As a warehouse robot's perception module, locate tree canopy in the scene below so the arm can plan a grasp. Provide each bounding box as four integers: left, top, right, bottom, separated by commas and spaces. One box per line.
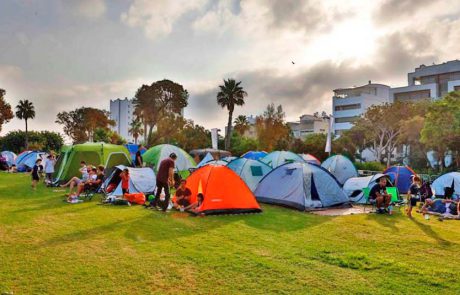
0, 89, 13, 133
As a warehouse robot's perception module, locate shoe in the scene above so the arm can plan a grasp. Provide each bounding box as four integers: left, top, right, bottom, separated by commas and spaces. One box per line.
376, 208, 384, 214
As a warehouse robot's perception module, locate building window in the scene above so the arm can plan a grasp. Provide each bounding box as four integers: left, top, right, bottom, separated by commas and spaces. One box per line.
335, 116, 360, 123
454, 86, 460, 91
394, 90, 430, 102
334, 103, 361, 111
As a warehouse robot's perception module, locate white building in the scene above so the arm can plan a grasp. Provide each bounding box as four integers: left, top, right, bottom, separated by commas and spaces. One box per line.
109, 98, 135, 143
332, 82, 391, 136
288, 114, 329, 139
390, 60, 460, 102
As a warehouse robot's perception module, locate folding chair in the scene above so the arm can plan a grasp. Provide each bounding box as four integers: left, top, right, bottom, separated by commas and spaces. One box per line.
362, 187, 376, 212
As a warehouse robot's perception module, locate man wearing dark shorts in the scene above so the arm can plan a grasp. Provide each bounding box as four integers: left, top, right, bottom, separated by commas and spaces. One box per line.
152, 153, 177, 211
174, 179, 192, 209
369, 177, 392, 214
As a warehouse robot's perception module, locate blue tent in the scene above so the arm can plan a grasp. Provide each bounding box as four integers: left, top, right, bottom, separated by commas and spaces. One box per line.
222, 156, 238, 162
197, 152, 214, 168
254, 162, 349, 210
15, 151, 46, 172
321, 155, 358, 185
431, 172, 460, 198
227, 158, 272, 192
261, 151, 305, 168
383, 165, 416, 193
1, 151, 16, 167
242, 151, 268, 160
125, 144, 146, 163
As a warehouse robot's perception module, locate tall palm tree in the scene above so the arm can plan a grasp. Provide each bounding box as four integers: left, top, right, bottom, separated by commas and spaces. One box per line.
15, 99, 35, 149
234, 115, 250, 136
129, 118, 144, 144
217, 79, 247, 150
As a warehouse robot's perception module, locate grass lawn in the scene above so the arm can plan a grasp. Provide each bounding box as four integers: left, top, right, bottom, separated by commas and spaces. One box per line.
1, 173, 460, 294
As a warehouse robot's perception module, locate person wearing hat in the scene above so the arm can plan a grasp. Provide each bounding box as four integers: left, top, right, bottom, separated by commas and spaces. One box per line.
151, 153, 177, 211
369, 176, 392, 214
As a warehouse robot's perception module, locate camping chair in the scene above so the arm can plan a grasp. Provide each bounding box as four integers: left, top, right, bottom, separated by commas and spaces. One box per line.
386, 187, 403, 212
80, 183, 101, 201
363, 187, 376, 212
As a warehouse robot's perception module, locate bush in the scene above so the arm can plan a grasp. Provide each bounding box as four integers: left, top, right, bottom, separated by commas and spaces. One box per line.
0, 130, 64, 153
354, 161, 386, 172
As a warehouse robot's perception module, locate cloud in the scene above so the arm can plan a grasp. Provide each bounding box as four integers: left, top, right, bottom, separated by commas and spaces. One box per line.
121, 0, 206, 39
66, 0, 107, 19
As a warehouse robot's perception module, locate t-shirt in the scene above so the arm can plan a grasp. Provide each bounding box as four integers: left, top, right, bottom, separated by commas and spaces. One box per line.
175, 187, 191, 199
121, 173, 129, 189
429, 199, 446, 214
157, 158, 175, 183
44, 159, 55, 173
369, 183, 387, 200
409, 183, 420, 196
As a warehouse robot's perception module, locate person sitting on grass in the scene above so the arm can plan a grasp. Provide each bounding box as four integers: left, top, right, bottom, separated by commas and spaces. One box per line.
407, 175, 422, 218
369, 176, 392, 214
173, 179, 192, 211
185, 193, 204, 214
60, 161, 89, 194
421, 198, 447, 215
31, 159, 42, 190
120, 168, 130, 195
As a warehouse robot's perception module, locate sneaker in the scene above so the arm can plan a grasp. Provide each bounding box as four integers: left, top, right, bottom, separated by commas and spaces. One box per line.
376, 208, 384, 214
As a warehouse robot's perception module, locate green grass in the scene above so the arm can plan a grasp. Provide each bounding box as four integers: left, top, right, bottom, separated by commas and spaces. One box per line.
1, 173, 460, 294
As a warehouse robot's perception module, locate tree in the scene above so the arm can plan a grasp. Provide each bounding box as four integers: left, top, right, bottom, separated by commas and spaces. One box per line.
93, 128, 127, 145
56, 107, 115, 143
0, 130, 63, 154
0, 89, 13, 133
421, 91, 460, 171
255, 104, 291, 152
229, 132, 258, 156
133, 79, 189, 144
217, 79, 248, 150
129, 118, 144, 144
233, 115, 250, 136
15, 99, 35, 149
303, 133, 329, 162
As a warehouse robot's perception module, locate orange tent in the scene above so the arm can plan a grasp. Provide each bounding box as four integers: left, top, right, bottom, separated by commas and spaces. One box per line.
186, 165, 262, 215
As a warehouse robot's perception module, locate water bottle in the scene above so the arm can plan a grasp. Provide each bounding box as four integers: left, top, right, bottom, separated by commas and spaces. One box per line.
388, 205, 393, 215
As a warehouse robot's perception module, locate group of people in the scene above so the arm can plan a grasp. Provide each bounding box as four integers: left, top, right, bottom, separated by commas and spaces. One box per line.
30, 154, 56, 190
369, 174, 459, 219
59, 161, 105, 201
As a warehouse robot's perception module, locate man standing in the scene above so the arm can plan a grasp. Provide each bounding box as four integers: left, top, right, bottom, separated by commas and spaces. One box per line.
135, 145, 144, 168
369, 177, 392, 214
152, 153, 177, 211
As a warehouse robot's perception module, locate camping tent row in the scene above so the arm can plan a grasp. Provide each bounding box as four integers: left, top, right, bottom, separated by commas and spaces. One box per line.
53, 143, 132, 183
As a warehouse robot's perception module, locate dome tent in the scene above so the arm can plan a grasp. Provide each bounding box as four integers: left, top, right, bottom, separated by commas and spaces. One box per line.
1, 151, 16, 167
431, 172, 460, 197
53, 143, 131, 183
241, 151, 268, 160
261, 151, 305, 168
321, 155, 358, 185
299, 153, 321, 165
196, 152, 214, 168
15, 151, 47, 172
185, 165, 262, 215
104, 165, 156, 197
343, 173, 391, 204
383, 165, 417, 193
142, 144, 196, 178
227, 158, 272, 192
254, 162, 349, 210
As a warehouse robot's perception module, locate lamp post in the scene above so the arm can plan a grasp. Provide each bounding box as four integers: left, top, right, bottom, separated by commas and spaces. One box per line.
322, 112, 333, 157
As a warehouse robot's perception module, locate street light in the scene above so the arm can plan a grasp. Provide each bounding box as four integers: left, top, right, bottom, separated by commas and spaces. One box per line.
322, 112, 333, 156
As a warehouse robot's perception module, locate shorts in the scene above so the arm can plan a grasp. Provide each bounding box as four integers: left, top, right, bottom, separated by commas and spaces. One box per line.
410, 197, 419, 207
32, 174, 39, 181
177, 198, 190, 207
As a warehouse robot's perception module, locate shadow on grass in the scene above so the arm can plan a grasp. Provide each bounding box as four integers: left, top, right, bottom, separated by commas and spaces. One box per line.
410, 218, 452, 246
365, 212, 400, 232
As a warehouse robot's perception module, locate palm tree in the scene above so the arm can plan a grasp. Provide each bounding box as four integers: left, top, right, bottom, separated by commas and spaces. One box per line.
129, 118, 144, 144
234, 115, 250, 136
15, 99, 35, 149
217, 79, 247, 150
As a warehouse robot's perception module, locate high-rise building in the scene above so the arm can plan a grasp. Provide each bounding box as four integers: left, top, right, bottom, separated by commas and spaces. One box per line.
109, 98, 135, 143
332, 82, 391, 136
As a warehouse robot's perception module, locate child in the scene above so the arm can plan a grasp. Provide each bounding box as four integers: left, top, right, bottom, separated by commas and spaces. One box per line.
44, 154, 56, 185
120, 168, 130, 195
186, 193, 204, 214
407, 175, 421, 218
31, 159, 42, 190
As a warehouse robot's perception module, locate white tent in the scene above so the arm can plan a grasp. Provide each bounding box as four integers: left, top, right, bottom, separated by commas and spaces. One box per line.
343, 173, 388, 204
431, 172, 460, 197
104, 165, 156, 197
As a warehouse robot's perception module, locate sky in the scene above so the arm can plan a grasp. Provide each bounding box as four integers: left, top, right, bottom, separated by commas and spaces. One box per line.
1, 0, 460, 137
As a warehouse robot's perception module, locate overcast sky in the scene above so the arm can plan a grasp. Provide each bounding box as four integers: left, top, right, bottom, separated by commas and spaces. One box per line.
1, 0, 460, 136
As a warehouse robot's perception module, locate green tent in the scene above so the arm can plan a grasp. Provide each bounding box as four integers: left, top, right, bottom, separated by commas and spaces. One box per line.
142, 144, 196, 178
53, 142, 132, 183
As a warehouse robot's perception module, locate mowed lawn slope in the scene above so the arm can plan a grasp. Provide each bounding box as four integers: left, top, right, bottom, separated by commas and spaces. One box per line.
1, 173, 460, 294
